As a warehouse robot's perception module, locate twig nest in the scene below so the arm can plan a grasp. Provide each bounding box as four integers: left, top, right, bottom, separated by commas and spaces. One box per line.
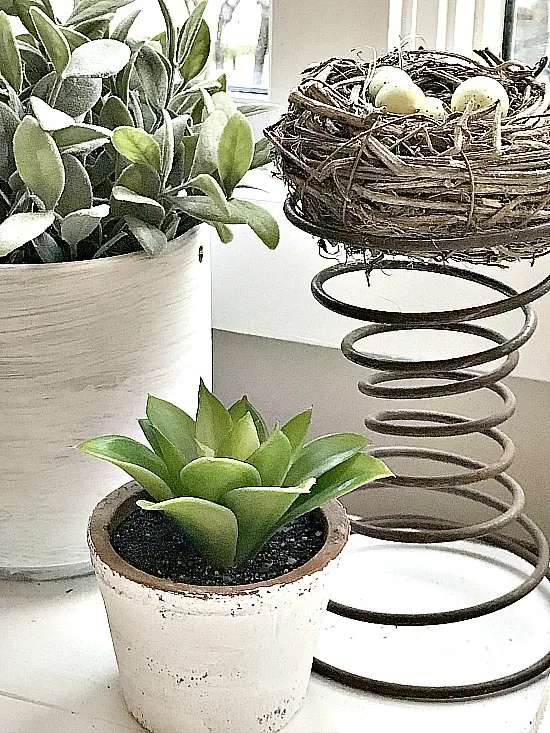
266, 49, 550, 264
451, 75, 510, 116
368, 66, 413, 98
375, 82, 425, 114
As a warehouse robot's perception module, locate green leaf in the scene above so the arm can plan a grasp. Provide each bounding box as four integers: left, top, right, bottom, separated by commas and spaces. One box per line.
138, 418, 163, 456
110, 6, 140, 42
138, 496, 238, 569
179, 18, 209, 82
60, 26, 89, 49
209, 221, 233, 243
247, 425, 292, 486
99, 95, 134, 130
134, 43, 168, 111
33, 72, 102, 117
212, 91, 237, 118
0, 211, 54, 256
251, 137, 273, 169
177, 0, 207, 66
223, 480, 314, 564
280, 453, 393, 527
78, 435, 173, 502
64, 38, 130, 78
180, 134, 197, 180
56, 153, 92, 217
195, 378, 233, 452
30, 6, 70, 77
156, 0, 175, 64
52, 122, 110, 154
60, 204, 109, 245
117, 163, 160, 198
0, 101, 19, 180
284, 433, 370, 487
146, 394, 198, 464
217, 413, 260, 461
178, 456, 261, 502
66, 0, 136, 27
71, 14, 111, 40
232, 200, 280, 249
0, 10, 22, 90
239, 102, 280, 118
281, 408, 312, 461
218, 111, 253, 196
124, 215, 167, 255
168, 196, 247, 224
112, 126, 161, 171
30, 96, 73, 131
190, 108, 227, 178
13, 115, 65, 209
112, 185, 164, 224
160, 110, 174, 184
185, 173, 229, 215
229, 396, 269, 442
32, 231, 64, 262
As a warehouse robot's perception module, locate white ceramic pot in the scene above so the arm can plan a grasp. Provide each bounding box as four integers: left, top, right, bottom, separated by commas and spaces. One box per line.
0, 227, 211, 580
88, 482, 349, 733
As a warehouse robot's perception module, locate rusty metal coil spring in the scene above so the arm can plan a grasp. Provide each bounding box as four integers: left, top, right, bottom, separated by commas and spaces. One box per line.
308, 254, 550, 700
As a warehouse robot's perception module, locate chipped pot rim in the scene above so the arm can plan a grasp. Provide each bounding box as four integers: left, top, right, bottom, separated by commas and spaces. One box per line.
88, 481, 350, 596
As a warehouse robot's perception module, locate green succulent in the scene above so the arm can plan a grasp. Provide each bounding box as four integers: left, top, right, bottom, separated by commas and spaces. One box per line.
0, 0, 277, 264
79, 381, 392, 569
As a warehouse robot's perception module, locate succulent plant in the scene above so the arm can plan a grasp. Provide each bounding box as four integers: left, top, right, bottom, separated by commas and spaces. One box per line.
0, 0, 277, 264
79, 381, 392, 569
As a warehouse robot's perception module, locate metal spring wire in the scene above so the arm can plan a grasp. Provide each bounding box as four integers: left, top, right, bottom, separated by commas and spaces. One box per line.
310, 256, 550, 699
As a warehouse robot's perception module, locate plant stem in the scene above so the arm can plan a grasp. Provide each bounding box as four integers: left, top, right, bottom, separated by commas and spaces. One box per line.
48, 74, 63, 107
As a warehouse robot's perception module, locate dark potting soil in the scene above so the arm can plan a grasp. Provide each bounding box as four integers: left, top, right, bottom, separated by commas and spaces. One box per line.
111, 507, 327, 586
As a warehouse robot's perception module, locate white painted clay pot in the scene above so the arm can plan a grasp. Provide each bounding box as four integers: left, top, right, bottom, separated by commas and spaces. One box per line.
88, 481, 349, 733
0, 227, 211, 581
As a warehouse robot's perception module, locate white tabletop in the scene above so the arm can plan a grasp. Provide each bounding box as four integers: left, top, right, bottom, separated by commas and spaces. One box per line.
1, 533, 550, 733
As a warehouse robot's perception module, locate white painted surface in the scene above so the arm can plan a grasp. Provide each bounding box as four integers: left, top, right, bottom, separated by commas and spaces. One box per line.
1, 533, 550, 733
91, 549, 342, 733
0, 229, 212, 579
211, 168, 550, 383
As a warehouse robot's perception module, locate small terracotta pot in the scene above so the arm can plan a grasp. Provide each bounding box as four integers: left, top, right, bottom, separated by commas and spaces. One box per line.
88, 481, 349, 733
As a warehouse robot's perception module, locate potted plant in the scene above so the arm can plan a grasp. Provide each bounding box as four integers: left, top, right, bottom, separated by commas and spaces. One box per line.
0, 0, 277, 579
82, 381, 391, 733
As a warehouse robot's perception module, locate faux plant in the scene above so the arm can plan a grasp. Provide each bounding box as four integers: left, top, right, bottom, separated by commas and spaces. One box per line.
0, 0, 277, 264
79, 381, 392, 569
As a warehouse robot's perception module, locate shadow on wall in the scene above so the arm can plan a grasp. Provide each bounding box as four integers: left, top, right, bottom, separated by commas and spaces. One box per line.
213, 329, 550, 539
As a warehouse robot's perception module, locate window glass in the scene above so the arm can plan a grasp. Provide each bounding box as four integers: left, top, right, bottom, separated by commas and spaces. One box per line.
510, 0, 550, 72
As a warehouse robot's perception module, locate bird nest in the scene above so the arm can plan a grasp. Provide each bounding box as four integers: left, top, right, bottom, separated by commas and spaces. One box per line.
265, 48, 550, 264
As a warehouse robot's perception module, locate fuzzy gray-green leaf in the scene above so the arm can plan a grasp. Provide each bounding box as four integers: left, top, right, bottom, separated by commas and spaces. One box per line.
0, 211, 54, 256
52, 123, 111, 154
30, 6, 70, 77
177, 0, 207, 67
99, 95, 134, 130
0, 101, 18, 180
179, 18, 210, 82
56, 153, 92, 217
124, 215, 167, 256
232, 199, 280, 249
190, 108, 227, 177
30, 96, 73, 131
64, 39, 131, 78
13, 115, 65, 209
66, 0, 136, 27
112, 126, 161, 170
185, 173, 229, 214
218, 111, 253, 196
33, 72, 102, 117
0, 10, 22, 90
134, 43, 169, 111
61, 204, 109, 245
110, 7, 140, 42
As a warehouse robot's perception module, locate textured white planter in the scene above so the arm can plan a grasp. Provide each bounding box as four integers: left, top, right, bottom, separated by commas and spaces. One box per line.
89, 482, 349, 733
0, 227, 211, 581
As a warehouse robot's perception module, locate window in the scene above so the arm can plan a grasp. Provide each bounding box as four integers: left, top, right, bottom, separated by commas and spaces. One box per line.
503, 0, 550, 72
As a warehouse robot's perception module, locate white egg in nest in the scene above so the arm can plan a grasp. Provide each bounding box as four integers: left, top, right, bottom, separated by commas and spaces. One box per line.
375, 82, 426, 114
368, 66, 414, 98
451, 76, 510, 116
422, 96, 446, 120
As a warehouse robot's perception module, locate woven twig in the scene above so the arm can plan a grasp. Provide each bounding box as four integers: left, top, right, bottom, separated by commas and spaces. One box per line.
266, 48, 550, 264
